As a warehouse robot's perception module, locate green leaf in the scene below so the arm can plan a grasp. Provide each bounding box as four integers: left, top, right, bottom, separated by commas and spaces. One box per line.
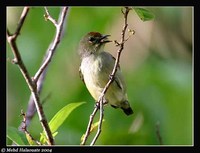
134, 8, 155, 21
40, 102, 85, 143
52, 131, 58, 137
25, 133, 37, 146
40, 132, 48, 144
49, 102, 85, 133
7, 126, 28, 145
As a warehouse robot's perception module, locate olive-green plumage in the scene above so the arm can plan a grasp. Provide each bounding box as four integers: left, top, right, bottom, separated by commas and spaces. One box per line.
79, 32, 133, 115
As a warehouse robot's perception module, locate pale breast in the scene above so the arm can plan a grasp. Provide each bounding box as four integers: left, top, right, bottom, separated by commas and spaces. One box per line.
80, 52, 127, 107
80, 55, 104, 100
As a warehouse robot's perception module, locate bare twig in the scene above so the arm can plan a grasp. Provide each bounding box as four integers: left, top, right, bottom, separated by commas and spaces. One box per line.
90, 7, 132, 146
12, 7, 30, 39
80, 106, 98, 145
34, 7, 68, 83
20, 110, 42, 145
18, 7, 68, 137
7, 7, 54, 145
44, 7, 58, 25
6, 7, 69, 145
90, 98, 104, 146
81, 7, 133, 146
156, 121, 163, 145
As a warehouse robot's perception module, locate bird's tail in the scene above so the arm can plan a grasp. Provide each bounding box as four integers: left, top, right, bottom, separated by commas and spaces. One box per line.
121, 107, 133, 116
121, 100, 133, 116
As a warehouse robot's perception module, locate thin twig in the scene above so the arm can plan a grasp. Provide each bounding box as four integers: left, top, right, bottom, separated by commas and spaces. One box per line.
44, 7, 58, 26
156, 121, 163, 145
20, 110, 42, 145
90, 7, 131, 146
7, 7, 54, 145
80, 106, 98, 145
18, 7, 68, 136
90, 98, 104, 146
14, 7, 30, 39
81, 7, 133, 146
34, 7, 68, 83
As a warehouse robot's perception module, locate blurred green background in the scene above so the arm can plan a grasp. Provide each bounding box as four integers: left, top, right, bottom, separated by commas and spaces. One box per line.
6, 7, 192, 145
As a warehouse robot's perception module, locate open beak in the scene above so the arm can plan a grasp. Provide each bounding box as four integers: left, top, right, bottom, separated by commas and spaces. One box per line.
100, 34, 111, 43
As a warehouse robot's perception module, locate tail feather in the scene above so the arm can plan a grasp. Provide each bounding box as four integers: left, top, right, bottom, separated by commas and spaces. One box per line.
120, 100, 133, 116
110, 101, 134, 116
121, 107, 133, 116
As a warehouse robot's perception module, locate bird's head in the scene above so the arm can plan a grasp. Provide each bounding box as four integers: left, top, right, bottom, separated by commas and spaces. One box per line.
79, 32, 111, 58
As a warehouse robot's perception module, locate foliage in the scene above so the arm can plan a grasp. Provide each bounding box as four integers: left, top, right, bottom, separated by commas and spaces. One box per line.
7, 127, 28, 145
134, 8, 155, 21
7, 102, 85, 145
7, 7, 192, 145
40, 102, 85, 144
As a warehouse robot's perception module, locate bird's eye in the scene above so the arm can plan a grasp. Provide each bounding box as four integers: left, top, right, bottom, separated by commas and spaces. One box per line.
88, 37, 96, 43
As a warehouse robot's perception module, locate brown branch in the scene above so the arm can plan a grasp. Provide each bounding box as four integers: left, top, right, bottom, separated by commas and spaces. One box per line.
13, 7, 30, 39
44, 7, 58, 25
98, 7, 131, 97
80, 106, 98, 145
90, 98, 104, 146
18, 7, 68, 138
20, 110, 42, 145
156, 121, 163, 145
7, 7, 54, 145
90, 7, 132, 146
34, 7, 68, 83
81, 7, 133, 146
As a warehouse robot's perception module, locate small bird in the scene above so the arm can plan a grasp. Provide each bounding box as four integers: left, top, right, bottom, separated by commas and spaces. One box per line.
78, 32, 133, 116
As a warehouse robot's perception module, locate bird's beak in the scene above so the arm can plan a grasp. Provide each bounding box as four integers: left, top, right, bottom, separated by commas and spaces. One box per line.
100, 35, 111, 43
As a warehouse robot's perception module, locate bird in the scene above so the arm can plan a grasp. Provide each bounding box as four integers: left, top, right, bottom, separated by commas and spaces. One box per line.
78, 32, 133, 116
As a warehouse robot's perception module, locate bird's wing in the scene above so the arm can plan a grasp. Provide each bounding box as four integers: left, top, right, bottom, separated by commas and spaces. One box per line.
101, 51, 126, 91
111, 56, 120, 70
79, 66, 85, 84
114, 76, 123, 90
110, 54, 125, 91
114, 70, 126, 91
